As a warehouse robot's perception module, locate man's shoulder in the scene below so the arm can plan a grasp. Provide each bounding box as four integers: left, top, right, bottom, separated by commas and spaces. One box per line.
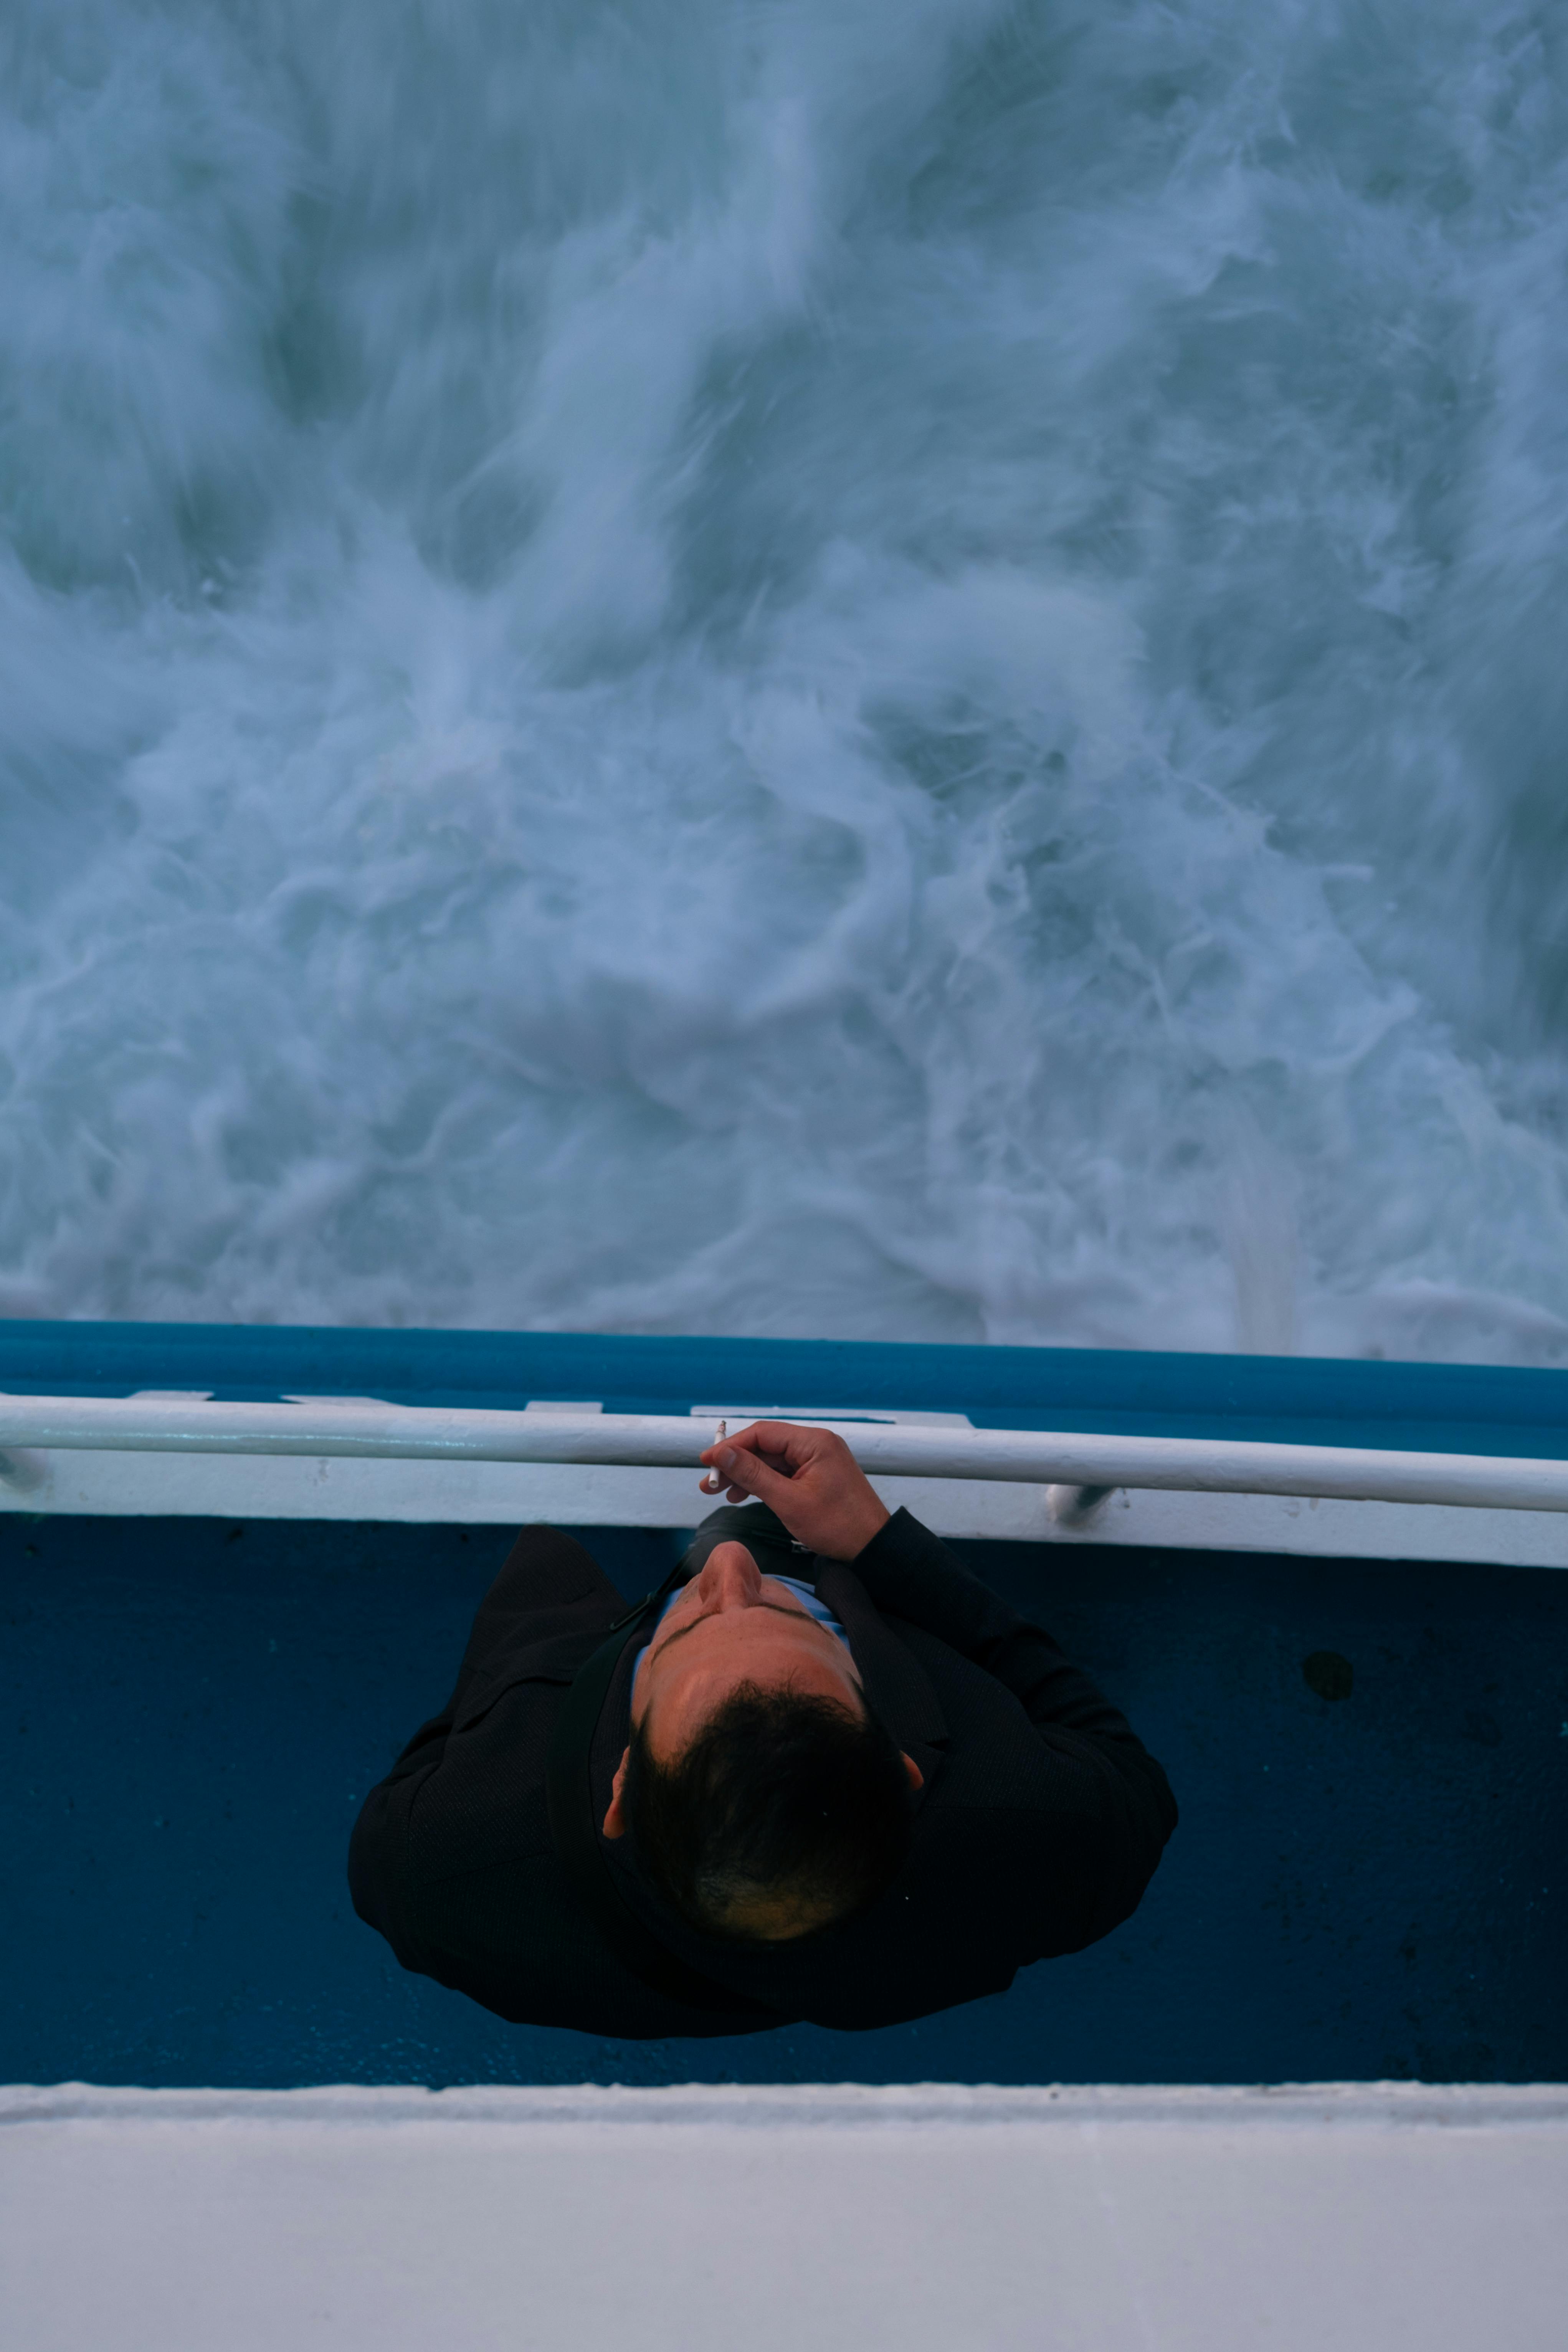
454, 1518, 644, 1704
451, 1624, 608, 1729
453, 1528, 632, 1711
406, 1673, 567, 1857
883, 1615, 1117, 1815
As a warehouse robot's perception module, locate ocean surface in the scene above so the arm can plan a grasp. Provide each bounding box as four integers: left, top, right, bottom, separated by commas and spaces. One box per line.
3, 0, 1567, 1360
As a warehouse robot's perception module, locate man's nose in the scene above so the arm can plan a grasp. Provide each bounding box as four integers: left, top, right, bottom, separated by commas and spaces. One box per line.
700, 1542, 762, 1607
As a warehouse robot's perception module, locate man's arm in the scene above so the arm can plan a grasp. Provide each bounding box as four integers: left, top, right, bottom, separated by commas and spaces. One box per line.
850, 1505, 1148, 1748
348, 1697, 456, 1965
701, 1420, 1177, 1849
853, 1502, 1176, 1960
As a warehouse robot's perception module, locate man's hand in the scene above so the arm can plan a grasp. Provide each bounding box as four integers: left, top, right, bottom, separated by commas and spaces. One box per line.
697, 1421, 891, 1561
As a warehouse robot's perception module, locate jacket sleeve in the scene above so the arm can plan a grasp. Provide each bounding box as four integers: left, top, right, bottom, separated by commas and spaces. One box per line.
347, 1683, 466, 1967
850, 1508, 1155, 1740
848, 1507, 1178, 1947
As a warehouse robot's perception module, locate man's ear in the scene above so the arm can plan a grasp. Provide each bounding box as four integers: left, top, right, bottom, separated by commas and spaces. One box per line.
601, 1746, 632, 1840
900, 1752, 924, 1793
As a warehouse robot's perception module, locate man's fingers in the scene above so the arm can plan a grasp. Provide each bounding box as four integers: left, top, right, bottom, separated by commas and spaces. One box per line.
701, 1420, 846, 1474
704, 1443, 798, 1514
727, 1420, 824, 1471
695, 1418, 885, 1557
699, 1422, 793, 1474
761, 1419, 844, 1467
705, 1443, 760, 1491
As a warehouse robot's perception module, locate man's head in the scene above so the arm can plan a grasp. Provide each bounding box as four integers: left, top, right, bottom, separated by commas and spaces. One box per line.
601, 1538, 921, 1942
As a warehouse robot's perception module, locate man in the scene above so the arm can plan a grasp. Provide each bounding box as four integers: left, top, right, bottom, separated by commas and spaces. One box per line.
349, 1420, 1176, 2037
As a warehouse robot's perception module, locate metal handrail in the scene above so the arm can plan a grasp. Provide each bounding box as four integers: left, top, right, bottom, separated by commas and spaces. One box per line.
3, 1394, 1568, 1512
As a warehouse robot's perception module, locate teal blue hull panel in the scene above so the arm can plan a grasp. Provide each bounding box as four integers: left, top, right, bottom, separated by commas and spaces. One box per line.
4, 1319, 1568, 1457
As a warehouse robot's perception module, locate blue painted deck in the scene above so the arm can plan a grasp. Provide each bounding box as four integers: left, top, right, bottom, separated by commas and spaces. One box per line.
5, 1504, 1563, 2088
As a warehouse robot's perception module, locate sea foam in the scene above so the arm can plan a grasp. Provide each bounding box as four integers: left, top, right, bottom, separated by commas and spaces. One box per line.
2, 0, 1566, 1360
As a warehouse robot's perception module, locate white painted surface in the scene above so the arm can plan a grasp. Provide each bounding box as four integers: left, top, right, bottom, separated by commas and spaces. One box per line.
4, 1437, 1568, 1566
2, 2084, 1563, 2352
5, 1395, 1568, 1575
8, 1395, 1568, 1513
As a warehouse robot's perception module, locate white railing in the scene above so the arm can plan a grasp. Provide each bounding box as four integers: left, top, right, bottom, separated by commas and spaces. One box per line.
3, 1394, 1568, 1513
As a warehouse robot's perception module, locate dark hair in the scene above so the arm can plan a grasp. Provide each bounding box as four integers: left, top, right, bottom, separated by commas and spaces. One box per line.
624, 1683, 915, 1940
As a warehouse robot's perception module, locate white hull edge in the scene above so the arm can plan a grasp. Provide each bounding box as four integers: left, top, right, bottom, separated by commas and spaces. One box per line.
4, 1448, 1568, 1565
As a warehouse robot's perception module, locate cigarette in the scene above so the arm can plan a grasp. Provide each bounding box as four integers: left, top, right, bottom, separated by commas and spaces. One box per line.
699, 1420, 728, 1495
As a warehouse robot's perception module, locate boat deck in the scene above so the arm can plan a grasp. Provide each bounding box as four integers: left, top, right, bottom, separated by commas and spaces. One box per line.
3, 1504, 1563, 2090
4, 1328, 1564, 2347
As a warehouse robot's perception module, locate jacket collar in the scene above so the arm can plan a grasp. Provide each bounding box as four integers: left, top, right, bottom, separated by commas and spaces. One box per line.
811, 1558, 948, 1790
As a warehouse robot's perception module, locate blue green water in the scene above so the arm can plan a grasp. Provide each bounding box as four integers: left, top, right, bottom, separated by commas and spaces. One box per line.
3, 3, 1568, 1357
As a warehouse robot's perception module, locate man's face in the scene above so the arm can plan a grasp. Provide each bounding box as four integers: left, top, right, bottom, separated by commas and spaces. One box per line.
600, 1536, 924, 1937
631, 1539, 866, 1766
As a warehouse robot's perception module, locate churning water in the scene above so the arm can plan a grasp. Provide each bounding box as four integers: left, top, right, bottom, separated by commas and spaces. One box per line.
2, 0, 1567, 1358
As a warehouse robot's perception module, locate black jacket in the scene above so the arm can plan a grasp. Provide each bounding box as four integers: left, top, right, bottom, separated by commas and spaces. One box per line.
349, 1509, 1177, 2038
